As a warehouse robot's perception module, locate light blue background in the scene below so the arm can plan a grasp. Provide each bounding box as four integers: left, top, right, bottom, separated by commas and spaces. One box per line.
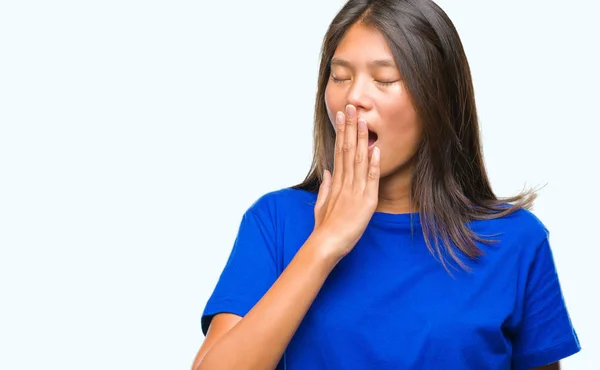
1, 1, 597, 369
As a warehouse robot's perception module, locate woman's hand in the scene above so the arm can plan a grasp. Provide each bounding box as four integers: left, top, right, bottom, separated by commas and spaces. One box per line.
312, 104, 381, 261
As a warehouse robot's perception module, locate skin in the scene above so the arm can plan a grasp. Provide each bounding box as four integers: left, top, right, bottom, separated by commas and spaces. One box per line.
191, 22, 561, 370
325, 22, 421, 215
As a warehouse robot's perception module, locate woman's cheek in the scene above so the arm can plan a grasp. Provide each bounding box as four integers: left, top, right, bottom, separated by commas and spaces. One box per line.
324, 87, 335, 124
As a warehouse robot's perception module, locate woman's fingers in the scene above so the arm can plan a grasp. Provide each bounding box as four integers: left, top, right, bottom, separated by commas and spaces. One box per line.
342, 105, 357, 186
364, 146, 381, 199
353, 117, 369, 192
330, 111, 345, 196
329, 104, 379, 199
315, 169, 331, 211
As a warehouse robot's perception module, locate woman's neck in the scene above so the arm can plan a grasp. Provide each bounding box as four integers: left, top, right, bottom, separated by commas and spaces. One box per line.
376, 166, 417, 214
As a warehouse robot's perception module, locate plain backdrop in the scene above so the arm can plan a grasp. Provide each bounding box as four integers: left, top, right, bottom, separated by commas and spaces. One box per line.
1, 0, 598, 369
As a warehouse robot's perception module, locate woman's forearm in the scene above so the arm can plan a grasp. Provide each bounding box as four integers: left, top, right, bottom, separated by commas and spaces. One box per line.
196, 231, 339, 370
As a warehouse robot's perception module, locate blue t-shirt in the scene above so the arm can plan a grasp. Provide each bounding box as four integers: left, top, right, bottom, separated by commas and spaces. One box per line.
201, 188, 580, 369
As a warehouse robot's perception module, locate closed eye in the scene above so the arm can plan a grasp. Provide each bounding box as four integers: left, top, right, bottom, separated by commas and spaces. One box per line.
376, 80, 399, 86
330, 76, 399, 86
331, 76, 348, 84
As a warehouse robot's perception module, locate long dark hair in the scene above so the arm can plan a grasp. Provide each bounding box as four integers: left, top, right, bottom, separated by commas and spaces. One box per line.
292, 0, 538, 272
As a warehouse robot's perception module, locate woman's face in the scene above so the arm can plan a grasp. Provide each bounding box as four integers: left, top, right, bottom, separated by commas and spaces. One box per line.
325, 22, 422, 178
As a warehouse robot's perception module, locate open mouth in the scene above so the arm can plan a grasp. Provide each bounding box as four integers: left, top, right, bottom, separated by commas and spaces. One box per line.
368, 130, 378, 147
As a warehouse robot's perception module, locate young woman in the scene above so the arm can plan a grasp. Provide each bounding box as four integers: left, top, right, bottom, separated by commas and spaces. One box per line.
192, 1, 581, 369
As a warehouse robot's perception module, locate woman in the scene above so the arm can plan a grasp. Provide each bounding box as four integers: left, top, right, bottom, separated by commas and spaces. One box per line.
193, 0, 581, 369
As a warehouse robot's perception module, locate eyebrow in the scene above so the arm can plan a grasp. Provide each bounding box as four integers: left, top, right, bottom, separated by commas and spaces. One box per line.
330, 57, 396, 69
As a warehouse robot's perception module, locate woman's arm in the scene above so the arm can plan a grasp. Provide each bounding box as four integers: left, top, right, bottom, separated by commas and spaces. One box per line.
194, 231, 338, 370
191, 313, 242, 369
194, 106, 380, 369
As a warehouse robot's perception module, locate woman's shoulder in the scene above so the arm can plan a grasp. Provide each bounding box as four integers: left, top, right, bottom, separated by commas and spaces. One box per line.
245, 187, 317, 220
473, 205, 550, 251
501, 206, 548, 232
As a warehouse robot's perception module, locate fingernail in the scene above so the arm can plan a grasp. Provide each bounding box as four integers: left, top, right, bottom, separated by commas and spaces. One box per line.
358, 118, 366, 130
336, 111, 344, 125
346, 104, 355, 118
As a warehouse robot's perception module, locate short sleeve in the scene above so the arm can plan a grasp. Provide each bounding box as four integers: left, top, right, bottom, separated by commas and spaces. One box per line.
201, 209, 279, 335
511, 237, 581, 369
